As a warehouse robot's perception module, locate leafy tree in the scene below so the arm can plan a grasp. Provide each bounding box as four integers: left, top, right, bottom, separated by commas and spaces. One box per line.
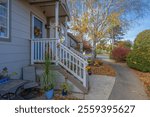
109, 25, 125, 48
115, 40, 133, 49
69, 0, 150, 59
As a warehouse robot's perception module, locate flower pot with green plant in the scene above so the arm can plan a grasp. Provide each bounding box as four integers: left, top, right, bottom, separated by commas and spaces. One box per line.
86, 66, 92, 75
0, 67, 17, 84
60, 82, 71, 96
41, 53, 55, 99
87, 59, 92, 65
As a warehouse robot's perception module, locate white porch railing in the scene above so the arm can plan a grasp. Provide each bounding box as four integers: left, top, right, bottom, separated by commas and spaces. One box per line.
31, 38, 57, 64
70, 47, 87, 61
58, 44, 88, 87
31, 39, 88, 88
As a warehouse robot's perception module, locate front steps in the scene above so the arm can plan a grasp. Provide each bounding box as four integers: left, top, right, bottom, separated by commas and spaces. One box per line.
34, 64, 88, 94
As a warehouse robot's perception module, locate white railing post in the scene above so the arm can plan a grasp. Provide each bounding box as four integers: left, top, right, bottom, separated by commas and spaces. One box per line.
31, 40, 34, 65
83, 62, 87, 87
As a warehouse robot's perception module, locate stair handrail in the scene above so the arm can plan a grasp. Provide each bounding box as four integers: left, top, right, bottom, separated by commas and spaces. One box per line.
58, 43, 88, 88
59, 44, 88, 63
70, 47, 87, 61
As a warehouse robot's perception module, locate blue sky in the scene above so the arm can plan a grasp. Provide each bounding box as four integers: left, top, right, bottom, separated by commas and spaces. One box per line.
124, 15, 150, 42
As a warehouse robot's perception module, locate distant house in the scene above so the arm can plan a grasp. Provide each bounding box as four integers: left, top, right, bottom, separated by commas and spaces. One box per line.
0, 0, 88, 93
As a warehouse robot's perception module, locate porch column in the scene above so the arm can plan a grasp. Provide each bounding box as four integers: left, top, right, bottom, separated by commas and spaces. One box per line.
65, 16, 68, 47
55, 0, 59, 65
55, 1, 59, 40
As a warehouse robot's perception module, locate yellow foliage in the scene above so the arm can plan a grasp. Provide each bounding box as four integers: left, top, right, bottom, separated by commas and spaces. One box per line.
107, 12, 121, 27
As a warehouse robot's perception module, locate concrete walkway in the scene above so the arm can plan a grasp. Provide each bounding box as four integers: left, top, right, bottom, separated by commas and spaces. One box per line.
108, 63, 148, 100
34, 74, 116, 100
84, 75, 115, 100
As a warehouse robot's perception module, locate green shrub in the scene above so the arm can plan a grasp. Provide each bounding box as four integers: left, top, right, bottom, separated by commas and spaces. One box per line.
127, 30, 150, 72
134, 30, 150, 48
96, 49, 102, 54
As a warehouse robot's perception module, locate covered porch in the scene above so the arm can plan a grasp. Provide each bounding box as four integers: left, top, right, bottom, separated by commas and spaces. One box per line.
28, 0, 70, 64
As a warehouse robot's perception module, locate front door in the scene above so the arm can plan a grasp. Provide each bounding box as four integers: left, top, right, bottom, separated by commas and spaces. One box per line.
32, 15, 44, 39
31, 15, 44, 62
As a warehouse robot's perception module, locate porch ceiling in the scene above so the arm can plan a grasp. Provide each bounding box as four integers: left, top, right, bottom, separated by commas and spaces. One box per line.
28, 0, 70, 20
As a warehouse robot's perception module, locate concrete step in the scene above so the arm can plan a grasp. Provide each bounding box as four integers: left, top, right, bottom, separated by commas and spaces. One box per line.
33, 64, 88, 93
58, 66, 88, 94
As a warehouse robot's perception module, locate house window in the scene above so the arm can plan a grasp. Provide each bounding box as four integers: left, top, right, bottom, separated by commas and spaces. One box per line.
0, 0, 10, 40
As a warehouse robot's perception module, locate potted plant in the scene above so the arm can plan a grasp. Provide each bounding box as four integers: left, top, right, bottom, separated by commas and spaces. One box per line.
87, 59, 92, 65
0, 67, 17, 84
60, 82, 71, 96
41, 53, 55, 99
86, 66, 92, 75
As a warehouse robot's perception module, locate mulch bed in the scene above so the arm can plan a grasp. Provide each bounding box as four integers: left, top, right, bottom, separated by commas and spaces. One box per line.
53, 91, 81, 100
132, 69, 150, 98
90, 64, 116, 77
20, 88, 41, 99
21, 89, 81, 100
54, 95, 80, 100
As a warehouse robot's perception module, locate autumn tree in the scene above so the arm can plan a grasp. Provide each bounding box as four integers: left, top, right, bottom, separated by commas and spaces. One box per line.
69, 0, 150, 59
109, 25, 125, 49
69, 0, 89, 52
115, 40, 133, 49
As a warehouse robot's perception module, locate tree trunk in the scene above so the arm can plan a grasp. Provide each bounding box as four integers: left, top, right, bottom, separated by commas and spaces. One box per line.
79, 34, 83, 53
80, 42, 83, 53
112, 38, 114, 49
111, 29, 115, 49
92, 40, 97, 59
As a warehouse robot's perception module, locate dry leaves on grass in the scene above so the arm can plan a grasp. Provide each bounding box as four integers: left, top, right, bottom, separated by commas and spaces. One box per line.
132, 69, 150, 97
91, 64, 116, 77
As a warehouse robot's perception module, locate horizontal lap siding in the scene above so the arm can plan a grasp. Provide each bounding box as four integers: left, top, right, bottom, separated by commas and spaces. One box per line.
0, 0, 46, 79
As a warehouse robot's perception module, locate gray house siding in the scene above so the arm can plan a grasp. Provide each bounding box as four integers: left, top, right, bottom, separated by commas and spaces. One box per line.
67, 34, 78, 48
70, 38, 78, 47
0, 0, 46, 79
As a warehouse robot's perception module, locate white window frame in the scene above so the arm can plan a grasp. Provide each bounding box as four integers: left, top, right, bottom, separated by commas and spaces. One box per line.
31, 14, 44, 39
0, 0, 10, 41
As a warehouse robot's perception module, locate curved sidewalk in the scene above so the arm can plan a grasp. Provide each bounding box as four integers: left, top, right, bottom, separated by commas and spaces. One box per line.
108, 63, 148, 100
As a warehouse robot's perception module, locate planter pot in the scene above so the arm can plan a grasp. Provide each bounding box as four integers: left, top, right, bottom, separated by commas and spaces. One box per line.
62, 89, 68, 96
45, 89, 54, 99
0, 78, 9, 84
88, 72, 92, 75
